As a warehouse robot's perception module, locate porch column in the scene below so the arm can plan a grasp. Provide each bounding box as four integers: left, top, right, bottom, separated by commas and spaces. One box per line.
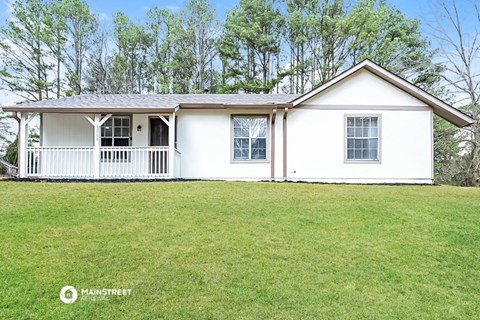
18, 112, 36, 178
85, 114, 111, 179
18, 113, 27, 178
93, 114, 101, 179
168, 111, 176, 178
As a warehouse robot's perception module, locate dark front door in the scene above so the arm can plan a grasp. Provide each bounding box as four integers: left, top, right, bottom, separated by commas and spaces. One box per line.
150, 118, 169, 146
150, 118, 169, 174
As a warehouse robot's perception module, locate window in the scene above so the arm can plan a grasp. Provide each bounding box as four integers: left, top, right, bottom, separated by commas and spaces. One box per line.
101, 116, 131, 162
233, 116, 268, 161
346, 116, 379, 161
101, 116, 131, 147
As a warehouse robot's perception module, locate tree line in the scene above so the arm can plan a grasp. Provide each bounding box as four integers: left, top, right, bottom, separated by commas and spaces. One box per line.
0, 0, 478, 186
0, 0, 442, 97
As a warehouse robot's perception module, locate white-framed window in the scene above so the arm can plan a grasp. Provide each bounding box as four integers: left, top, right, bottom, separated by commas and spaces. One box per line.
101, 116, 131, 147
232, 115, 268, 161
346, 116, 380, 161
101, 116, 131, 162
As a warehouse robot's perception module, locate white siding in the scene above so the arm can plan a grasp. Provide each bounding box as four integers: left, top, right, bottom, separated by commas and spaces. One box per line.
287, 67, 434, 183
43, 113, 158, 147
131, 114, 150, 146
303, 69, 429, 107
176, 109, 273, 180
287, 109, 433, 183
43, 113, 93, 146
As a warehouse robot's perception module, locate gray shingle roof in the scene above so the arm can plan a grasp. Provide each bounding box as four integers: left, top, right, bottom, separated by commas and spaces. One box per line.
4, 94, 301, 111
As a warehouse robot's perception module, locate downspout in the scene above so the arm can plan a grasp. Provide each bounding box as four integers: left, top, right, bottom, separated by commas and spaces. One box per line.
270, 108, 277, 181
283, 107, 289, 180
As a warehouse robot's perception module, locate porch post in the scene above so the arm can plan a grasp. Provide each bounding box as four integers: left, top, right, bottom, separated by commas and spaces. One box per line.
18, 112, 36, 178
85, 114, 111, 179
93, 114, 101, 179
18, 113, 28, 178
168, 111, 176, 178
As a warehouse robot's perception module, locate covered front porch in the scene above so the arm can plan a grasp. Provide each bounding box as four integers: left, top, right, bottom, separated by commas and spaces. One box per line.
18, 111, 180, 179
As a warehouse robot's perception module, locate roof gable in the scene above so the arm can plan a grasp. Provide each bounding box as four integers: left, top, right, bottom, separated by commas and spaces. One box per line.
292, 60, 473, 127
300, 69, 429, 107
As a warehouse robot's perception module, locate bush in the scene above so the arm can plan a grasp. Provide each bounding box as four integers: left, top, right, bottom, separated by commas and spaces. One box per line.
5, 138, 18, 166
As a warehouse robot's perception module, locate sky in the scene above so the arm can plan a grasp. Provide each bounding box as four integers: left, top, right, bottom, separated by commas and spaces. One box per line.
68, 0, 446, 22
0, 0, 471, 34
48, 0, 475, 26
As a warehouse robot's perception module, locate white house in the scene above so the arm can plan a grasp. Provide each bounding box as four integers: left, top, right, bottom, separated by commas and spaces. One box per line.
2, 60, 473, 183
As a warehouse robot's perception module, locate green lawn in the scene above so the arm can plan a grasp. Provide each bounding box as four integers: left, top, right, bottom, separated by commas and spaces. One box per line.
0, 181, 479, 319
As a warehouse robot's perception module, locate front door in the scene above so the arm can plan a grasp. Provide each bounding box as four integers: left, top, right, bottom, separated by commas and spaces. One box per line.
150, 118, 169, 174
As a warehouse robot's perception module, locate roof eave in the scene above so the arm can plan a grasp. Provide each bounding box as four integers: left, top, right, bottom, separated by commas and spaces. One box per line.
0, 107, 177, 114
361, 63, 474, 127
1, 102, 294, 113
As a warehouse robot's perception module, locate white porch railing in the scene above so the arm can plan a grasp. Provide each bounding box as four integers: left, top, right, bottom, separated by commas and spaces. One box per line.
100, 146, 169, 178
27, 146, 95, 178
26, 146, 172, 179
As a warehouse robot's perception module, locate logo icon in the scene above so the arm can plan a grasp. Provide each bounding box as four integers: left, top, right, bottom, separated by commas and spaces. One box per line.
59, 286, 78, 304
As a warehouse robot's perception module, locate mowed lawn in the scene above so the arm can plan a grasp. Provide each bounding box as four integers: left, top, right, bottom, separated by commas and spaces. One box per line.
0, 181, 479, 319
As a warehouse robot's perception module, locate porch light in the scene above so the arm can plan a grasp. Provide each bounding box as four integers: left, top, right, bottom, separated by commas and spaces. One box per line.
137, 125, 142, 132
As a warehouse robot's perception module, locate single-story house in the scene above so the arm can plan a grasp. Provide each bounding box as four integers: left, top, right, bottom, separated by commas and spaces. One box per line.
2, 60, 473, 183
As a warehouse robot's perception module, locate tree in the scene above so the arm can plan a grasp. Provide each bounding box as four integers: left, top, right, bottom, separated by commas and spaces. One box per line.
111, 12, 151, 93
428, 0, 480, 185
4, 138, 18, 166
44, 0, 68, 98
284, 0, 316, 93
218, 0, 285, 93
308, 0, 350, 86
0, 0, 95, 99
0, 111, 14, 156
146, 7, 174, 93
84, 23, 110, 93
169, 16, 196, 93
0, 0, 53, 102
281, 0, 441, 92
347, 0, 440, 83
146, 8, 196, 94
62, 0, 98, 95
2, 127, 38, 167
433, 116, 462, 183
182, 0, 218, 92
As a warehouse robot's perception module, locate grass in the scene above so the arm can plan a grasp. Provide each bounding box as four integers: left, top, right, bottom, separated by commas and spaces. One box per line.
0, 181, 479, 319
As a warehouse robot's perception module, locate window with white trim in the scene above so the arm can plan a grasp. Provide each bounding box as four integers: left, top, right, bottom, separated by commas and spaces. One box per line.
101, 116, 131, 162
346, 116, 379, 161
101, 116, 131, 147
233, 116, 268, 161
